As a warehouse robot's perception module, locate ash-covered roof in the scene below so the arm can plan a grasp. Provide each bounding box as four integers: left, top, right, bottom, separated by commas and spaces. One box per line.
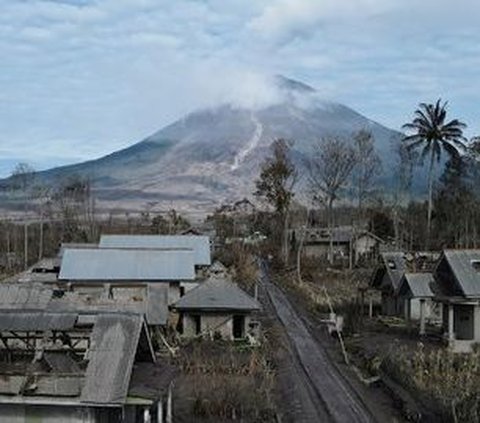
381, 252, 407, 291
81, 314, 145, 404
398, 273, 435, 298
0, 311, 77, 331
172, 277, 261, 311
59, 248, 195, 281
0, 312, 160, 406
99, 234, 211, 266
438, 250, 480, 298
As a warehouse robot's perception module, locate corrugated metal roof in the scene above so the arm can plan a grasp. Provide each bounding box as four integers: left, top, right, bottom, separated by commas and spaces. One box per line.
0, 284, 52, 310
81, 314, 144, 404
59, 248, 195, 281
173, 277, 261, 311
399, 273, 435, 298
0, 311, 77, 331
442, 250, 480, 297
99, 235, 211, 266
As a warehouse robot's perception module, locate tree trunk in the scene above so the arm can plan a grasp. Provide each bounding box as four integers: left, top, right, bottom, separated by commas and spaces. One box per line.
282, 211, 289, 265
426, 149, 435, 247
328, 197, 334, 265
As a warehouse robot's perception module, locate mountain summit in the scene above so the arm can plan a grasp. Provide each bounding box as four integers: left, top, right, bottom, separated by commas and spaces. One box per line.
24, 76, 404, 212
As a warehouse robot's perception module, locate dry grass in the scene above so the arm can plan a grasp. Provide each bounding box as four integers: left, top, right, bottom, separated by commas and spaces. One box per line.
384, 343, 480, 421
173, 340, 276, 422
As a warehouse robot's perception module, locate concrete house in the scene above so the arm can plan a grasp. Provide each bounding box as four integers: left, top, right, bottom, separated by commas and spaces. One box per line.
397, 273, 439, 334
58, 248, 196, 306
171, 278, 261, 341
0, 311, 176, 423
433, 249, 480, 352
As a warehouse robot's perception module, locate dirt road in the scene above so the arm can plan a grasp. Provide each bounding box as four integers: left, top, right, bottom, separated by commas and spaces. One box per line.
260, 262, 374, 423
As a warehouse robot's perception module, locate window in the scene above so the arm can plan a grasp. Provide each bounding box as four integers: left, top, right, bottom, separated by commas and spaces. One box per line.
471, 261, 480, 271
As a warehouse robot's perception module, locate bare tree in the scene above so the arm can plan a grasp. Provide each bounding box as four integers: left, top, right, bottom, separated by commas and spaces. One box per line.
10, 163, 35, 269
352, 130, 382, 222
254, 139, 297, 264
306, 136, 356, 264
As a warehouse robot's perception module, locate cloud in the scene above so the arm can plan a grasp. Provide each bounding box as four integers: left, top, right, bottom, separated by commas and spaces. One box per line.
0, 0, 479, 177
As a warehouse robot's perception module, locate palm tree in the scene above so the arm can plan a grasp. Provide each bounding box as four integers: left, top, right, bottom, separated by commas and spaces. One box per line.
402, 99, 467, 242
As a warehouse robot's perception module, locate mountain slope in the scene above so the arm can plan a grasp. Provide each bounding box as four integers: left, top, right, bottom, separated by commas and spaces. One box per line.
10, 77, 412, 212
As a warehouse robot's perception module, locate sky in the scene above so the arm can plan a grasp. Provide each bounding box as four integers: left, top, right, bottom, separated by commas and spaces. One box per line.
1, 0, 479, 177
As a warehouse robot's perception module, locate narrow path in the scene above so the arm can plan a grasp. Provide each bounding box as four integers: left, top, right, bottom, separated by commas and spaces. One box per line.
260, 263, 374, 423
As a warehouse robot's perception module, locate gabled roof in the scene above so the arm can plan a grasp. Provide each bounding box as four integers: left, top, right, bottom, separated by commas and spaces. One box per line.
371, 252, 406, 291
398, 273, 435, 298
437, 250, 480, 298
99, 235, 211, 266
0, 284, 52, 310
59, 248, 195, 281
172, 278, 261, 311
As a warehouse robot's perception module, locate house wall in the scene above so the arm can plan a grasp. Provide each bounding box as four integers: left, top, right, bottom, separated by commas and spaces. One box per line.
303, 244, 349, 259
182, 312, 253, 340
354, 236, 377, 256
402, 298, 436, 321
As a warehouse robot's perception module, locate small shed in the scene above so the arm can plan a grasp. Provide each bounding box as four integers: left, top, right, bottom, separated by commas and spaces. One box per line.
171, 278, 261, 341
398, 273, 439, 333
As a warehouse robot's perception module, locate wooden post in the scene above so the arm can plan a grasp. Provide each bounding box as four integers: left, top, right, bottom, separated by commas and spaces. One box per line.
166, 382, 173, 423
369, 296, 373, 318
419, 299, 426, 335
157, 400, 164, 423
448, 304, 455, 342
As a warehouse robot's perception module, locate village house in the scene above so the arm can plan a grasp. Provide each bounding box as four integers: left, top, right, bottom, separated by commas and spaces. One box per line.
171, 277, 261, 341
58, 247, 196, 305
0, 309, 176, 423
297, 226, 383, 265
433, 249, 480, 353
397, 272, 439, 334
370, 252, 407, 316
370, 251, 440, 317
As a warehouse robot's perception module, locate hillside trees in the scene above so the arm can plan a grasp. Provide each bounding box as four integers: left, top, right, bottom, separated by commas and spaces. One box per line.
402, 100, 467, 245
254, 139, 297, 263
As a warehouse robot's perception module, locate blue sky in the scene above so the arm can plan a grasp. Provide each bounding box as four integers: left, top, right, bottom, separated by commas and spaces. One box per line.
1, 0, 479, 177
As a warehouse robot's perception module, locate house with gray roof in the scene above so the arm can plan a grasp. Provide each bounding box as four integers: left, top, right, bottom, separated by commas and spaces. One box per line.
433, 249, 480, 352
397, 273, 440, 333
370, 252, 407, 315
0, 311, 176, 422
297, 226, 383, 266
171, 277, 261, 341
58, 247, 196, 308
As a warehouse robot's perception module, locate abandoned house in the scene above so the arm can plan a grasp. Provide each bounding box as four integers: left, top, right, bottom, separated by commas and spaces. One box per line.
0, 310, 176, 423
171, 277, 261, 341
370, 252, 407, 316
58, 248, 197, 305
397, 273, 440, 334
433, 249, 480, 353
297, 226, 383, 264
